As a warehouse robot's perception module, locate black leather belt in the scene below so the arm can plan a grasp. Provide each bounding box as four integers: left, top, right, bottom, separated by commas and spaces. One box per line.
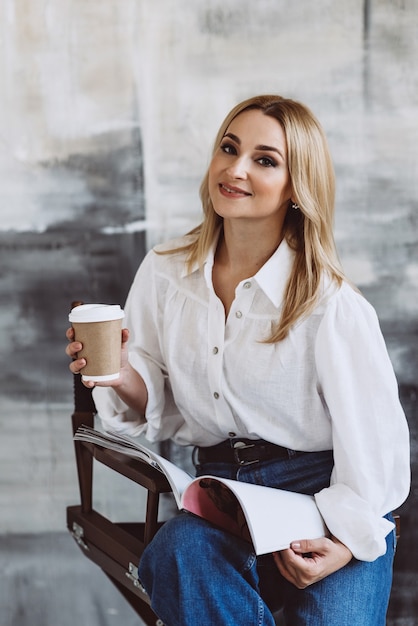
196, 438, 300, 466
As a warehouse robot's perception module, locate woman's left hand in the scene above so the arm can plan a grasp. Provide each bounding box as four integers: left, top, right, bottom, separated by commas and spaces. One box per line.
273, 536, 353, 588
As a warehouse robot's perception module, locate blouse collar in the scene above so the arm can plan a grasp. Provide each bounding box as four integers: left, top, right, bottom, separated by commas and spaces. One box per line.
184, 234, 295, 309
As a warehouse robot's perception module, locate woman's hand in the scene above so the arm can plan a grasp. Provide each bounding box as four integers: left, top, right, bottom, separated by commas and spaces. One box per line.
65, 326, 130, 388
273, 536, 352, 588
66, 325, 148, 415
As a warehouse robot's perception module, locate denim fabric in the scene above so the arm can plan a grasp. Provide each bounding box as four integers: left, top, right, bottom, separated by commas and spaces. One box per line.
138, 450, 395, 626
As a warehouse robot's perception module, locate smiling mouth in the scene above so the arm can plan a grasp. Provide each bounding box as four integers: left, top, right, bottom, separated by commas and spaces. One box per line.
219, 183, 251, 196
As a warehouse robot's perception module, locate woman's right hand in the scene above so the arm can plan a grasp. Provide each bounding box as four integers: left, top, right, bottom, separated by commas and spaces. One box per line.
66, 325, 148, 415
65, 326, 130, 388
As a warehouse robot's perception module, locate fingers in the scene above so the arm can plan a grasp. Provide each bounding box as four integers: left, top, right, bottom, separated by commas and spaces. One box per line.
273, 537, 326, 589
65, 340, 82, 359
65, 325, 84, 372
68, 356, 95, 391
66, 327, 129, 382
273, 548, 318, 589
290, 537, 328, 555
69, 357, 86, 374
273, 550, 305, 588
65, 326, 79, 358
273, 536, 352, 589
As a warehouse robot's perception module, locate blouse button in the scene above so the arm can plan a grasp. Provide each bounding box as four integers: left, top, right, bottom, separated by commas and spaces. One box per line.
213, 392, 219, 399
228, 431, 236, 438
243, 281, 251, 289
235, 310, 243, 319
213, 347, 219, 354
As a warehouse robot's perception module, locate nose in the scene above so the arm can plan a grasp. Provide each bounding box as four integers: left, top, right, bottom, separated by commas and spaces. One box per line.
225, 155, 248, 179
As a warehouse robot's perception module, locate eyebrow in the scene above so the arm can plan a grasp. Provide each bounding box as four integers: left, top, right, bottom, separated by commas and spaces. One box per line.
223, 132, 286, 160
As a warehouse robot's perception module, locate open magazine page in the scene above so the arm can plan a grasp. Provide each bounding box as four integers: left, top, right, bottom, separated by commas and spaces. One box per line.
181, 476, 252, 543
74, 425, 156, 463
142, 449, 194, 507
181, 477, 327, 555
74, 426, 327, 555
74, 425, 193, 506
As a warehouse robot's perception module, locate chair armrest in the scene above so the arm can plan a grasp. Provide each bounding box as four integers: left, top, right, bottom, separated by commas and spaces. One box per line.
82, 442, 172, 493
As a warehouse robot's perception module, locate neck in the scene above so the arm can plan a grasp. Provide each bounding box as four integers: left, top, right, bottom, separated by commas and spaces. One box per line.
216, 220, 284, 274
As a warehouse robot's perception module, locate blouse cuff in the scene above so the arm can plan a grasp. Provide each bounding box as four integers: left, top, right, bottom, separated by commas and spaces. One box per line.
314, 484, 395, 561
92, 386, 147, 437
92, 359, 184, 442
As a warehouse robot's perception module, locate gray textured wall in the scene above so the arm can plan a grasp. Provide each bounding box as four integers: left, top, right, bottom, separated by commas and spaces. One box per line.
0, 1, 416, 623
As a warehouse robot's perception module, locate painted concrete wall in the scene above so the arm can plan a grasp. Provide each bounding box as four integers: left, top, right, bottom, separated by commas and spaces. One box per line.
0, 0, 416, 618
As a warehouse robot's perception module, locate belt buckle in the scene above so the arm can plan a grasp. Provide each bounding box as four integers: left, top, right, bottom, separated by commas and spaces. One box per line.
232, 441, 258, 465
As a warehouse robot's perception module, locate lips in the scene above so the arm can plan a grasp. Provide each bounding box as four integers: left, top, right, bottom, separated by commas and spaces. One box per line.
219, 183, 251, 197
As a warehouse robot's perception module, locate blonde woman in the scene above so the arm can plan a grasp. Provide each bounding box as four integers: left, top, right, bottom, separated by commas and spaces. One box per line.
67, 95, 410, 625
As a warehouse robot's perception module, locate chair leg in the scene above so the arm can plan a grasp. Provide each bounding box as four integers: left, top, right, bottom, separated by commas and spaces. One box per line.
104, 573, 162, 625
144, 491, 161, 546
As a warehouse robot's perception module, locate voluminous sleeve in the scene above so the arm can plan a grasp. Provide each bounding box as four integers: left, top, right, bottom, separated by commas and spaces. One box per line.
93, 249, 184, 441
314, 284, 410, 561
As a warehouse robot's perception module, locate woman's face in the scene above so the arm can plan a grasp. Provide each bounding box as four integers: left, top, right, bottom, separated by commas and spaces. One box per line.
208, 108, 292, 226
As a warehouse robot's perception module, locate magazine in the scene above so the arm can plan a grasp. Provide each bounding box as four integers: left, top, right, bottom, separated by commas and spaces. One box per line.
74, 425, 327, 555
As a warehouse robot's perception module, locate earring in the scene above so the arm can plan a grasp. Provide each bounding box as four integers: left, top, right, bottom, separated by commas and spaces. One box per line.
291, 202, 300, 210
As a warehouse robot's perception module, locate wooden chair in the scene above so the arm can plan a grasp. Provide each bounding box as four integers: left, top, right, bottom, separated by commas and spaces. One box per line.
66, 372, 172, 626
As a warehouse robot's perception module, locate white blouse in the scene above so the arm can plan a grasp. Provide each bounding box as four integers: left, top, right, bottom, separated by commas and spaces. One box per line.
94, 235, 410, 561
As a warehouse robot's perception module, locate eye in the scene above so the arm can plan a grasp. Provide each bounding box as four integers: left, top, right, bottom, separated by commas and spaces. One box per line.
220, 142, 237, 155
256, 156, 277, 168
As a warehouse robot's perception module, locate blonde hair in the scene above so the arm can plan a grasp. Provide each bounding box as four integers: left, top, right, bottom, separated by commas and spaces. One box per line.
160, 94, 345, 342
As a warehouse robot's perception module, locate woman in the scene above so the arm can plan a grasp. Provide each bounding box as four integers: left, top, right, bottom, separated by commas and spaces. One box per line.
66, 95, 410, 625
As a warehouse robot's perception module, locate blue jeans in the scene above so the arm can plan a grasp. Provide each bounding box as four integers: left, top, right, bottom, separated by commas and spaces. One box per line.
138, 450, 396, 626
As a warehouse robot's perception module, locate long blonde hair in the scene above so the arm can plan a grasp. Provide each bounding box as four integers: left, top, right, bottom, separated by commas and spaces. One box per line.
160, 94, 345, 342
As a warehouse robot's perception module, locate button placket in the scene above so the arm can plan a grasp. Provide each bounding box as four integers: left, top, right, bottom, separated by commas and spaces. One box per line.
226, 279, 254, 337
207, 276, 255, 431
207, 287, 225, 414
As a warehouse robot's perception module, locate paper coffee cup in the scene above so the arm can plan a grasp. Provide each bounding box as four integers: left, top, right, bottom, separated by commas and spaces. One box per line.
69, 304, 125, 382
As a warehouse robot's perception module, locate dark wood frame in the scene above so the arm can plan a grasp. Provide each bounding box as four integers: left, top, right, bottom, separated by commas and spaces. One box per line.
66, 374, 172, 625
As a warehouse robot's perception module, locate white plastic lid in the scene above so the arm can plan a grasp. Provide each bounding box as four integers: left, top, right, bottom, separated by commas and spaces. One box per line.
69, 303, 125, 323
